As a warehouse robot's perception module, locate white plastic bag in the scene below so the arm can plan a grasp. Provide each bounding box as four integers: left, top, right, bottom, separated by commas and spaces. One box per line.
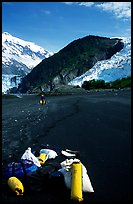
21, 147, 41, 167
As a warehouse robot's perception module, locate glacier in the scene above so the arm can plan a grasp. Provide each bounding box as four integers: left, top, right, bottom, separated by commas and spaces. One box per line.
2, 32, 53, 93
2, 75, 22, 94
68, 37, 131, 87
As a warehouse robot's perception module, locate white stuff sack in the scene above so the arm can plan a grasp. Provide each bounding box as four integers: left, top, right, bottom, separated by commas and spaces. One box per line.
82, 164, 94, 192
21, 147, 41, 167
40, 149, 58, 159
59, 161, 94, 193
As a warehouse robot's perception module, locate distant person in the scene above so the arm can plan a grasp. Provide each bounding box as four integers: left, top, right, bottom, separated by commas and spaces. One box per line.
7, 89, 10, 94
40, 94, 46, 105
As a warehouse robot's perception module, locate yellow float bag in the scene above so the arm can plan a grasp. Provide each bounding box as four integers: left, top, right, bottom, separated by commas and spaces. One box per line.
40, 100, 46, 104
71, 162, 83, 202
8, 176, 24, 195
38, 153, 47, 165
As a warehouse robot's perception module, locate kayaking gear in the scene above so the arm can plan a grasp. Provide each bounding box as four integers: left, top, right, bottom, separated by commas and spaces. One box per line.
21, 147, 41, 167
59, 158, 94, 193
40, 99, 46, 104
40, 149, 58, 159
71, 161, 83, 202
61, 150, 76, 157
2, 160, 38, 180
8, 176, 24, 195
3, 144, 94, 200
40, 95, 46, 105
40, 144, 80, 158
38, 153, 48, 165
26, 160, 62, 193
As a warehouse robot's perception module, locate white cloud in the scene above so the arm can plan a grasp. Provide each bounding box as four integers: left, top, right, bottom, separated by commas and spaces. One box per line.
63, 2, 94, 7
63, 2, 131, 20
63, 2, 75, 5
78, 2, 94, 7
96, 2, 131, 20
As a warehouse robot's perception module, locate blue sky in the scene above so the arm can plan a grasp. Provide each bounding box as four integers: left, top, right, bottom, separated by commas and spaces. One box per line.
2, 2, 131, 53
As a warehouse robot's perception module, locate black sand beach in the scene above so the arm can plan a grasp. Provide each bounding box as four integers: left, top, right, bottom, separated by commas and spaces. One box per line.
2, 89, 131, 203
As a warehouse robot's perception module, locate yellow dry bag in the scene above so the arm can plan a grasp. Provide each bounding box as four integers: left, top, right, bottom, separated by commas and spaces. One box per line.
71, 162, 83, 202
40, 100, 46, 104
38, 153, 47, 165
8, 176, 24, 195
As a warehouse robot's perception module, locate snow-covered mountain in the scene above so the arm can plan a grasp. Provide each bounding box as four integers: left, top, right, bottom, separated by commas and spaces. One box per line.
2, 33, 131, 94
2, 32, 53, 93
68, 37, 131, 87
2, 32, 53, 73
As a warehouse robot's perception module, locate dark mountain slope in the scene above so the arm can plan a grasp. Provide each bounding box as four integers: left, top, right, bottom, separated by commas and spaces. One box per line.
18, 35, 124, 93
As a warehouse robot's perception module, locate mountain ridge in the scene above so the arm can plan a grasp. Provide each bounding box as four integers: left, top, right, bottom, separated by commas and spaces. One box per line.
18, 35, 125, 93
2, 32, 53, 75
2, 33, 130, 94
